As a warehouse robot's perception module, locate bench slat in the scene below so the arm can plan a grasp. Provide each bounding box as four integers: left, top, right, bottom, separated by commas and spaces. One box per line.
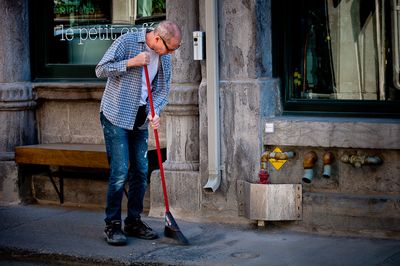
15, 144, 109, 169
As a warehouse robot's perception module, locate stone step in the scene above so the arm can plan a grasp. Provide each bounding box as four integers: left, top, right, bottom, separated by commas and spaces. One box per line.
276, 192, 400, 239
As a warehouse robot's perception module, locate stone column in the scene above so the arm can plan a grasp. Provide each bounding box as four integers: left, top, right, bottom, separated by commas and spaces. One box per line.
197, 0, 281, 221
149, 0, 202, 218
0, 0, 36, 203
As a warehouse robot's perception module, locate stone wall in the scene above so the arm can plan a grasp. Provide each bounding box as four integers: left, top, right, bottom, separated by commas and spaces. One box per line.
151, 0, 400, 239
196, 0, 278, 221
1, 0, 399, 240
34, 85, 104, 145
33, 84, 166, 148
262, 118, 400, 238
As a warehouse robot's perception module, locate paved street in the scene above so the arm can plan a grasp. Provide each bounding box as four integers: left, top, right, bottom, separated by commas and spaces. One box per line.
0, 204, 399, 266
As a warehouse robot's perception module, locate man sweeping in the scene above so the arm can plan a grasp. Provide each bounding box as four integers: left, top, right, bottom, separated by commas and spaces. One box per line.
95, 20, 182, 246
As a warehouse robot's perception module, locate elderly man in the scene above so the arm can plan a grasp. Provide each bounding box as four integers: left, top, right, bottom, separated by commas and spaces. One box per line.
96, 20, 182, 246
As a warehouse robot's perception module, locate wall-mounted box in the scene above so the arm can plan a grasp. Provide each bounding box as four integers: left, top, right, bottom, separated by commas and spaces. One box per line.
237, 181, 302, 221
193, 31, 205, 60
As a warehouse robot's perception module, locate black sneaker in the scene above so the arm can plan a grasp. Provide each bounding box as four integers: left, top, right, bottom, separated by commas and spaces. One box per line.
124, 219, 159, 240
104, 221, 127, 246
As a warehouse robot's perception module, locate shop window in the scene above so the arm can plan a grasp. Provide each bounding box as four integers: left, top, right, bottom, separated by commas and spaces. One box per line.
273, 0, 400, 117
30, 0, 165, 80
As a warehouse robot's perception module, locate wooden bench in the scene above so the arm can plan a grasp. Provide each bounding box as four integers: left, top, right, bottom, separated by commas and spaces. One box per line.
15, 143, 164, 204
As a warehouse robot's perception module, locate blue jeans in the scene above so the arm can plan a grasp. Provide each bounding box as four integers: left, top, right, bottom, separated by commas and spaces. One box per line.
100, 112, 149, 223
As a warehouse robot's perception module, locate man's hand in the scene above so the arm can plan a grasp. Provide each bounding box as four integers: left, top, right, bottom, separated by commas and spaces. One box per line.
147, 113, 160, 129
127, 52, 150, 68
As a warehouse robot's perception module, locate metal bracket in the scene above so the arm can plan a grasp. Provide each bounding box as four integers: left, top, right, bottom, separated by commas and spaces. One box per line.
47, 166, 64, 204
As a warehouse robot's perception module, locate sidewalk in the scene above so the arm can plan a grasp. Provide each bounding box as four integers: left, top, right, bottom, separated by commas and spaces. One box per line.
0, 204, 399, 266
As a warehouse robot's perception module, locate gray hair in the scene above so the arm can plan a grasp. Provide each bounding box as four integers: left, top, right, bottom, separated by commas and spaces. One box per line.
154, 20, 182, 42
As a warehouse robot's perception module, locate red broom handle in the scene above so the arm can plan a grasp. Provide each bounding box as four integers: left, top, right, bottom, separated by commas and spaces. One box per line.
144, 65, 170, 212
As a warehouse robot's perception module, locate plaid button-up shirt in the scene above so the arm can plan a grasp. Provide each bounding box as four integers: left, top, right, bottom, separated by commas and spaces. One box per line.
96, 30, 172, 130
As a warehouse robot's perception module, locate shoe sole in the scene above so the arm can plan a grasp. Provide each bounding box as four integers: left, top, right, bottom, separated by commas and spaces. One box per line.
124, 230, 158, 240
103, 232, 127, 246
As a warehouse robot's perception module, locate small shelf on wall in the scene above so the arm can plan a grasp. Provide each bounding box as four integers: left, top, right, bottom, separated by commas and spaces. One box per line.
237, 181, 302, 221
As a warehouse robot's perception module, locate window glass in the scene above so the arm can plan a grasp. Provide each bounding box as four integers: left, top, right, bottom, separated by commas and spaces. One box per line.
52, 0, 112, 65
284, 0, 399, 102
31, 0, 165, 79
51, 0, 164, 65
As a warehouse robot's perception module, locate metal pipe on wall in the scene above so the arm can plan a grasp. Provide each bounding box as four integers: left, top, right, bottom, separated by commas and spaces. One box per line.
340, 152, 383, 168
322, 151, 335, 178
203, 0, 221, 193
302, 151, 318, 183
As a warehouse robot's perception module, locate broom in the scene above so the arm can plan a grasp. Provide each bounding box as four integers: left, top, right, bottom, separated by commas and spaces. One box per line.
144, 65, 189, 245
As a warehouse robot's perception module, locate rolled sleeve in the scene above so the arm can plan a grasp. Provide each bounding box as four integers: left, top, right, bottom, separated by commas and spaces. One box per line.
95, 35, 128, 78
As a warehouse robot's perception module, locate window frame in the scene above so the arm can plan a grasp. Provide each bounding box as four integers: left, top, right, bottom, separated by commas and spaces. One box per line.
271, 0, 400, 118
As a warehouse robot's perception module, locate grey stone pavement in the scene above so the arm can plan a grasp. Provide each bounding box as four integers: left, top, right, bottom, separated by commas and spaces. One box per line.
0, 204, 399, 266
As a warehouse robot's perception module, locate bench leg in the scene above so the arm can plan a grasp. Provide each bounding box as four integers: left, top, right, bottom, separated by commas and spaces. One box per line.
48, 167, 64, 204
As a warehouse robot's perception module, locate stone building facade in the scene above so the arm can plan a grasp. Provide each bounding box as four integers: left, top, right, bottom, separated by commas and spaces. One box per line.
0, 0, 399, 239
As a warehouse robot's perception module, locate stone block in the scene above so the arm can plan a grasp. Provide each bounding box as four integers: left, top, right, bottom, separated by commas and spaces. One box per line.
0, 161, 19, 203
37, 100, 104, 144
338, 150, 399, 194
263, 147, 398, 196
69, 102, 103, 143
37, 101, 71, 143
31, 169, 151, 213
0, 82, 36, 151
148, 112, 167, 150
264, 118, 400, 149
167, 0, 201, 84
0, 0, 30, 82
36, 98, 167, 148
300, 192, 400, 239
165, 110, 199, 167
33, 173, 108, 207
149, 170, 201, 219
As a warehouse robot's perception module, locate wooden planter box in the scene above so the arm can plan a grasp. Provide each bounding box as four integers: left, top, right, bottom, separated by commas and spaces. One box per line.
237, 181, 302, 221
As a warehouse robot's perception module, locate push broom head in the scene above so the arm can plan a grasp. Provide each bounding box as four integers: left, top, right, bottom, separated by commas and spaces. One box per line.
144, 65, 189, 246
164, 211, 189, 245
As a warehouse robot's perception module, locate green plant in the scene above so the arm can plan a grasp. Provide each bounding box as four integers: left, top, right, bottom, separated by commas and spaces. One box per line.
152, 0, 165, 14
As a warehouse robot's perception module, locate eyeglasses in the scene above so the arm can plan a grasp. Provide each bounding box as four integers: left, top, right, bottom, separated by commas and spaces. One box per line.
158, 35, 180, 52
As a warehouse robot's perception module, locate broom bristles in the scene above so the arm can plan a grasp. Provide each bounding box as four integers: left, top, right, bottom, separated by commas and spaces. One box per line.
164, 211, 189, 245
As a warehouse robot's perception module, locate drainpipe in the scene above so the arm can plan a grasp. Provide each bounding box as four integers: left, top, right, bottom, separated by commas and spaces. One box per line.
203, 0, 221, 193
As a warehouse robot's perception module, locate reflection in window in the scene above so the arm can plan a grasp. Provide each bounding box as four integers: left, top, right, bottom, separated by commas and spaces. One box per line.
288, 0, 399, 101
50, 0, 165, 65
137, 0, 153, 18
